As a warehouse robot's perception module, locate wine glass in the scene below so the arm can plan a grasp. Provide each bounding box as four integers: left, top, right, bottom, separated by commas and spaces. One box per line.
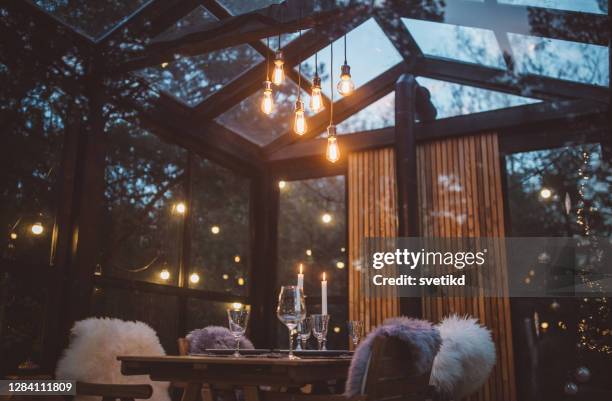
296, 316, 313, 351
311, 314, 330, 350
347, 320, 364, 347
227, 307, 250, 357
277, 285, 306, 359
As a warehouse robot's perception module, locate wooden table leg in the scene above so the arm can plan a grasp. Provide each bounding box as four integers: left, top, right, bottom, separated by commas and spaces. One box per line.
181, 382, 202, 401
243, 386, 260, 401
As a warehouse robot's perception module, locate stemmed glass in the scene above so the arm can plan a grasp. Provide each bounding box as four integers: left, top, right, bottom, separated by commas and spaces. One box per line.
311, 314, 330, 350
227, 307, 250, 357
347, 320, 364, 347
296, 316, 313, 351
277, 285, 306, 359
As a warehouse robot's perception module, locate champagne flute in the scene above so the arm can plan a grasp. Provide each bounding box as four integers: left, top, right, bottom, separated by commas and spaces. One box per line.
277, 285, 306, 359
347, 320, 364, 347
296, 316, 313, 351
311, 314, 330, 350
227, 307, 250, 357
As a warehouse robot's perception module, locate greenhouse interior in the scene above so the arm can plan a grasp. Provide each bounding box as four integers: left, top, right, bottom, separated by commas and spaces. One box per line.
0, 1, 610, 401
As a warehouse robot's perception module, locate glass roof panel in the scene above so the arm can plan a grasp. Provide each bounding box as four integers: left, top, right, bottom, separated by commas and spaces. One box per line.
336, 92, 395, 134
498, 0, 607, 14
218, 0, 283, 15
416, 77, 540, 119
32, 0, 152, 40
508, 33, 609, 87
216, 84, 312, 146
136, 7, 263, 107
299, 18, 403, 97
401, 18, 506, 69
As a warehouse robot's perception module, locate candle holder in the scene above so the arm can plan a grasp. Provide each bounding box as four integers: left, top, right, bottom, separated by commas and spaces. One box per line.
311, 314, 330, 351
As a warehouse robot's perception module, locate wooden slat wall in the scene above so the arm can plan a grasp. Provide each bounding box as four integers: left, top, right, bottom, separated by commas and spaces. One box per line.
348, 148, 400, 332
417, 133, 516, 401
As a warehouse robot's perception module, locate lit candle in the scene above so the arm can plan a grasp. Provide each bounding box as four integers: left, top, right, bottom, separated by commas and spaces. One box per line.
297, 264, 304, 290
322, 272, 328, 315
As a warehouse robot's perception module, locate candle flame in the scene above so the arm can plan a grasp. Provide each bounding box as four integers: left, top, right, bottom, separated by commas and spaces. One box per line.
299, 263, 303, 274
323, 272, 326, 281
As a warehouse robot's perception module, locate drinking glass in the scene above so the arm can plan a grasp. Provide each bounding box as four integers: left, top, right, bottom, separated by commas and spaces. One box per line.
227, 307, 250, 357
296, 316, 313, 351
311, 314, 330, 350
277, 285, 306, 359
347, 320, 364, 347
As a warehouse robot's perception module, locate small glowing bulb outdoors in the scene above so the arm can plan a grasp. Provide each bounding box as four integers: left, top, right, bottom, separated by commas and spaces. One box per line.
237, 277, 245, 286
189, 273, 200, 284
333, 326, 341, 333
278, 180, 286, 189
540, 187, 552, 199
326, 126, 340, 163
341, 247, 346, 252
306, 249, 312, 256
272, 51, 285, 85
336, 261, 345, 269
211, 225, 220, 234
540, 321, 549, 330
232, 302, 244, 310
9, 232, 17, 240
310, 75, 323, 113
31, 222, 44, 235
261, 80, 274, 115
294, 101, 307, 135
222, 274, 229, 280
174, 202, 186, 214
160, 269, 170, 281
161, 62, 169, 68
529, 269, 535, 277
234, 255, 241, 263
321, 213, 332, 224
337, 63, 355, 96
524, 277, 531, 284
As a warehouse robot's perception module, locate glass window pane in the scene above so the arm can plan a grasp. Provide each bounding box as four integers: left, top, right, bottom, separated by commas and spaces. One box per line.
277, 176, 347, 297
101, 125, 186, 286
416, 77, 540, 119
32, 0, 153, 40
218, 0, 282, 15
190, 156, 250, 296
137, 43, 263, 107
499, 0, 607, 14
336, 91, 395, 134
508, 33, 608, 86
299, 19, 403, 97
402, 18, 506, 69
216, 84, 311, 146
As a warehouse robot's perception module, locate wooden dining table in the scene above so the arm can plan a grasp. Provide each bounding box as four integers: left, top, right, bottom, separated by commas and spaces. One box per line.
119, 354, 352, 401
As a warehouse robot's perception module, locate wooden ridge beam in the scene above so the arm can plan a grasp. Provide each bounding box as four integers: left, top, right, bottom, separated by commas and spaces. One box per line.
264, 62, 408, 156
267, 99, 607, 162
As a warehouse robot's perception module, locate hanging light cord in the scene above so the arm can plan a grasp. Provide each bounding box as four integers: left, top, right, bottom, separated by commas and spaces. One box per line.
315, 52, 318, 76
343, 34, 347, 64
266, 36, 270, 80
297, 29, 302, 99
330, 40, 334, 125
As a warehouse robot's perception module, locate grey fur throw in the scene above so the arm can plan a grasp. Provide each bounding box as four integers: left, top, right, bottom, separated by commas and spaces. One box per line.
186, 326, 254, 354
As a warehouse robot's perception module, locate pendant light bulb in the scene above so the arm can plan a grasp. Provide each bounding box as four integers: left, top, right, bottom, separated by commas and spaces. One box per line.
337, 62, 355, 96
310, 75, 323, 113
326, 125, 340, 163
272, 50, 285, 85
294, 99, 307, 135
261, 80, 274, 115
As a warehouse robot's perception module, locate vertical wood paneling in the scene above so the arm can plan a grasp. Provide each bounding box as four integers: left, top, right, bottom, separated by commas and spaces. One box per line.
348, 148, 400, 333
418, 133, 516, 401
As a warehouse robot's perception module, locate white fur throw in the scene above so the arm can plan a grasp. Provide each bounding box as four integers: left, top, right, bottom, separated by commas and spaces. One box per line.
430, 315, 496, 400
56, 317, 170, 401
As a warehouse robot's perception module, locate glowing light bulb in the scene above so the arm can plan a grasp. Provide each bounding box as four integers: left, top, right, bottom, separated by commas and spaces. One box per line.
306, 249, 312, 256
310, 75, 323, 113
326, 125, 340, 163
337, 63, 355, 96
540, 187, 552, 199
234, 255, 241, 263
293, 99, 307, 135
336, 261, 345, 269
232, 302, 243, 310
211, 225, 220, 234
174, 202, 186, 214
278, 180, 286, 189
321, 213, 332, 224
189, 272, 200, 284
160, 269, 170, 281
333, 326, 341, 333
237, 277, 245, 286
222, 274, 229, 280
272, 51, 284, 85
31, 222, 44, 235
261, 80, 274, 115
10, 232, 17, 240
161, 62, 169, 68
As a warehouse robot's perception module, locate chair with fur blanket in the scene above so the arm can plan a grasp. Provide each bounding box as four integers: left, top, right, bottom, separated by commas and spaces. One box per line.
55, 317, 170, 401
